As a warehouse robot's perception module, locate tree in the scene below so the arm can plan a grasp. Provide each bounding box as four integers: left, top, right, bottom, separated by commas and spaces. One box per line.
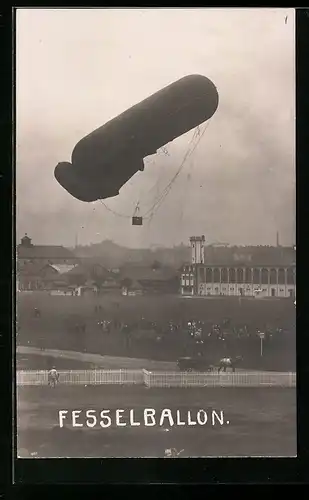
121, 278, 133, 290
67, 273, 87, 287
151, 260, 161, 270
90, 264, 108, 290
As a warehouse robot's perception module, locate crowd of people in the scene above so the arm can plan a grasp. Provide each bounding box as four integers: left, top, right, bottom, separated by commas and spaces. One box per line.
93, 314, 292, 343
26, 304, 295, 369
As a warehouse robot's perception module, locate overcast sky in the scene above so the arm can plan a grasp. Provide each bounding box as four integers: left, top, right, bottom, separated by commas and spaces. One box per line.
16, 8, 295, 248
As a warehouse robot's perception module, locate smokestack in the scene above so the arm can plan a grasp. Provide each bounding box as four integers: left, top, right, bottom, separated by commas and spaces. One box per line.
276, 232, 280, 247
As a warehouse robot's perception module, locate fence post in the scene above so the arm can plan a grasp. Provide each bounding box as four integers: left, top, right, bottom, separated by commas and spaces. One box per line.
143, 369, 150, 387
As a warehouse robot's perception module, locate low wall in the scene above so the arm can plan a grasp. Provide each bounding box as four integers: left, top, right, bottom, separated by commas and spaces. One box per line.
16, 369, 296, 388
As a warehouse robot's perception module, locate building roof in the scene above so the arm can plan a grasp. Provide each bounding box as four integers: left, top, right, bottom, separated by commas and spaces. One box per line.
120, 265, 177, 282
50, 264, 77, 274
64, 261, 109, 276
17, 262, 76, 277
18, 244, 76, 260
64, 263, 89, 276
192, 245, 296, 267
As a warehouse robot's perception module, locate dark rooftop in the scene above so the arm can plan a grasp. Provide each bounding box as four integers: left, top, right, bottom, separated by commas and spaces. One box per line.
17, 234, 76, 260
120, 264, 178, 282
18, 245, 76, 260
194, 245, 296, 267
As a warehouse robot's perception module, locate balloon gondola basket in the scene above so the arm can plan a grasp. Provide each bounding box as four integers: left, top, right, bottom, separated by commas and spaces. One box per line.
132, 216, 143, 226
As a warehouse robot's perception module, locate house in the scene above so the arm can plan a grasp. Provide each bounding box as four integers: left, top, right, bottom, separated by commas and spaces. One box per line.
17, 261, 47, 291
17, 234, 78, 267
63, 263, 91, 287
119, 263, 179, 295
60, 260, 120, 294
17, 261, 78, 291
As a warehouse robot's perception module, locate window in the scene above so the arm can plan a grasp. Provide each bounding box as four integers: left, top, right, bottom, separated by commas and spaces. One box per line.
221, 268, 228, 283
278, 268, 285, 285
206, 268, 213, 282
261, 268, 269, 285
229, 268, 236, 283
270, 268, 277, 285
236, 268, 244, 283
244, 268, 252, 283
213, 267, 220, 283
213, 268, 220, 283
286, 268, 294, 285
253, 268, 260, 284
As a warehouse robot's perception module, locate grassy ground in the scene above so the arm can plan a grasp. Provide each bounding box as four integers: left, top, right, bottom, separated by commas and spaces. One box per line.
17, 292, 296, 325
16, 292, 296, 370
17, 385, 296, 458
16, 353, 96, 371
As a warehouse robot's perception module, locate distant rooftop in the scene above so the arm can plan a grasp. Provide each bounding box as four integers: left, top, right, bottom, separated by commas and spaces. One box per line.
120, 264, 178, 282
193, 245, 296, 267
17, 234, 76, 260
50, 264, 77, 274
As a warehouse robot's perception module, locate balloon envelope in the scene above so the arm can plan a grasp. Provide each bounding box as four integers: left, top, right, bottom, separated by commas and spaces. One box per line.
55, 74, 219, 202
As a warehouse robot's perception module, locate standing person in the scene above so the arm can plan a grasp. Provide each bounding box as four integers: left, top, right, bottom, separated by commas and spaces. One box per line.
123, 323, 131, 349
38, 332, 45, 351
48, 367, 59, 388
34, 307, 41, 318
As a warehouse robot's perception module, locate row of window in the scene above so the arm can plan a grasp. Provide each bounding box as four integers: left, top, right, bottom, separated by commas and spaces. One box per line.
182, 285, 294, 297
200, 284, 291, 292
194, 267, 296, 285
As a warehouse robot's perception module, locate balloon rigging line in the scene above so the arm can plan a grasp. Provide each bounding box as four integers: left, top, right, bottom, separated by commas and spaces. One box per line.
98, 120, 210, 221
141, 125, 201, 217
142, 120, 210, 219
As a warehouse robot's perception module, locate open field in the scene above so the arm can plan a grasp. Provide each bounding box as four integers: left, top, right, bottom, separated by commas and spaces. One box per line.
17, 292, 296, 371
17, 385, 297, 458
16, 353, 96, 371
16, 347, 179, 371
17, 292, 296, 326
